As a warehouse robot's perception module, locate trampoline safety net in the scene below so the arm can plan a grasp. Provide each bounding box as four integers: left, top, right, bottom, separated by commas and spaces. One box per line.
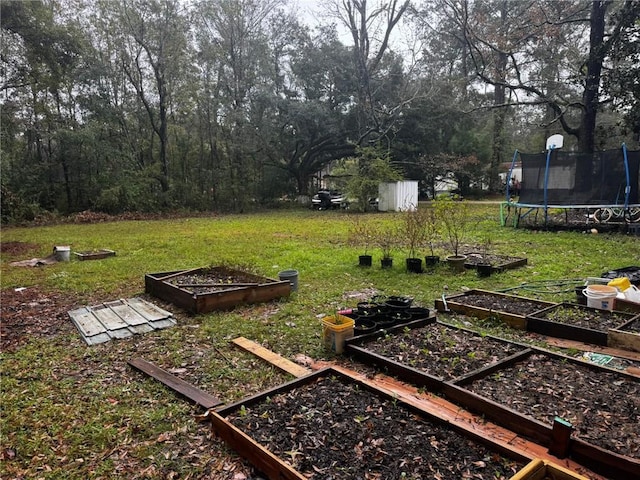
517, 148, 640, 206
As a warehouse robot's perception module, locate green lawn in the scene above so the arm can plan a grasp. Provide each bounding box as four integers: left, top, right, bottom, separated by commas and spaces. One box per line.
1, 205, 637, 479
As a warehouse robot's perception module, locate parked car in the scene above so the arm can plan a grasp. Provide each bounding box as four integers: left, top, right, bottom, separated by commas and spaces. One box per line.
311, 189, 349, 210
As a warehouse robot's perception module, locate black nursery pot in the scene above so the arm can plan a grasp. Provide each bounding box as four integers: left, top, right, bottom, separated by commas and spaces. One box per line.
406, 257, 423, 273
359, 255, 372, 267
477, 263, 492, 278
425, 255, 440, 268
381, 257, 393, 269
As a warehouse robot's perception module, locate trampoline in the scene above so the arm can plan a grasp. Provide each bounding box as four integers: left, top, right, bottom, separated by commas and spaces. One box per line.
500, 142, 640, 229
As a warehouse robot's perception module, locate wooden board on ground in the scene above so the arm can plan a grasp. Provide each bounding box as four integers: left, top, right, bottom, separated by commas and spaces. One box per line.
232, 337, 311, 378
543, 336, 640, 362
128, 357, 222, 409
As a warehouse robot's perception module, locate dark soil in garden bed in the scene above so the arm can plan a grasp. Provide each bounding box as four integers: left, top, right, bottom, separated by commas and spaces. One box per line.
450, 292, 550, 316
167, 267, 272, 293
619, 317, 640, 333
227, 375, 525, 479
355, 323, 525, 381
532, 304, 634, 331
466, 353, 640, 459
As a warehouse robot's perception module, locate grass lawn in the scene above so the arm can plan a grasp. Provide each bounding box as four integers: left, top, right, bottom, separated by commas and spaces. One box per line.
1, 204, 638, 479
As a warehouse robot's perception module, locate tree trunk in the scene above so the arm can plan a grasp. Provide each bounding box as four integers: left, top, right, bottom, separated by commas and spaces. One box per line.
579, 0, 610, 153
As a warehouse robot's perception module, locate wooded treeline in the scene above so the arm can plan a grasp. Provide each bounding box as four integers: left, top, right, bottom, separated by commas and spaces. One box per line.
1, 0, 638, 220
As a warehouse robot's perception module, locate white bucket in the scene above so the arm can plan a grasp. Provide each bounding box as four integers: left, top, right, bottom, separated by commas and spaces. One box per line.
53, 245, 71, 262
583, 285, 617, 311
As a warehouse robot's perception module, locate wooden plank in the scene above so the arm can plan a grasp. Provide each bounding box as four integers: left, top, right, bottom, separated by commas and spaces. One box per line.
68, 307, 106, 337
128, 357, 222, 409
90, 304, 128, 330
543, 336, 640, 362
608, 329, 640, 354
105, 300, 149, 326
126, 297, 173, 321
232, 337, 311, 378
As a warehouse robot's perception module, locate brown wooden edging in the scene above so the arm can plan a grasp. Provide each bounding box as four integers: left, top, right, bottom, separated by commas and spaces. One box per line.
128, 357, 222, 409
608, 316, 640, 353
344, 322, 640, 479
210, 366, 536, 479
144, 266, 291, 313
434, 289, 557, 330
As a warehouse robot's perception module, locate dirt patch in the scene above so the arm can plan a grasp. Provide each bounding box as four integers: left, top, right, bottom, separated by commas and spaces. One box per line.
466, 353, 640, 459
0, 241, 41, 257
0, 287, 79, 352
226, 375, 525, 479
355, 323, 524, 381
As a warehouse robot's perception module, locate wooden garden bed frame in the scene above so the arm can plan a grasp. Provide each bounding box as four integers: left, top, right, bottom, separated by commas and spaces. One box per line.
209, 366, 534, 480
434, 289, 557, 329
344, 321, 640, 479
144, 266, 291, 313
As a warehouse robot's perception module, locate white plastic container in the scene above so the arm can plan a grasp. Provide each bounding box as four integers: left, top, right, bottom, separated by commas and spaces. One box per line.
623, 285, 640, 304
583, 285, 617, 311
53, 245, 71, 262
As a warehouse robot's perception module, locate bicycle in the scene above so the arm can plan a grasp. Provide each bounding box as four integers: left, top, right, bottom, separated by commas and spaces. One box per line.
592, 206, 640, 224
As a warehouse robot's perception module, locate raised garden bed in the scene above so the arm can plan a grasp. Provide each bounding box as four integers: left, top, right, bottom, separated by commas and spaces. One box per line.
609, 316, 640, 353
463, 252, 528, 272
435, 289, 557, 329
211, 367, 528, 479
73, 248, 116, 260
344, 320, 639, 478
144, 266, 290, 313
459, 352, 640, 479
526, 303, 638, 346
346, 321, 529, 387
614, 297, 640, 313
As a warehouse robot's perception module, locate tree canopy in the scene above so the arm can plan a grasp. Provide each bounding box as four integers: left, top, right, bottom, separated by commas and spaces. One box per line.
1, 0, 638, 220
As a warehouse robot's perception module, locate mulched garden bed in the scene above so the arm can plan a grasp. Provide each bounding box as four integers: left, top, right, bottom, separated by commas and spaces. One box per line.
223, 373, 526, 479
166, 267, 273, 294
447, 292, 552, 316
465, 353, 640, 460
618, 316, 640, 333
145, 266, 290, 313
530, 303, 634, 331
349, 322, 526, 381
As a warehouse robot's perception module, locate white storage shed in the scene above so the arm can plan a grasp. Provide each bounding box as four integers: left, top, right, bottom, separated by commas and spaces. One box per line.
377, 181, 419, 212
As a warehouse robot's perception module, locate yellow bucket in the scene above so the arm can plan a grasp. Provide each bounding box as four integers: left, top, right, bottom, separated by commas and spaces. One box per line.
321, 315, 354, 354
